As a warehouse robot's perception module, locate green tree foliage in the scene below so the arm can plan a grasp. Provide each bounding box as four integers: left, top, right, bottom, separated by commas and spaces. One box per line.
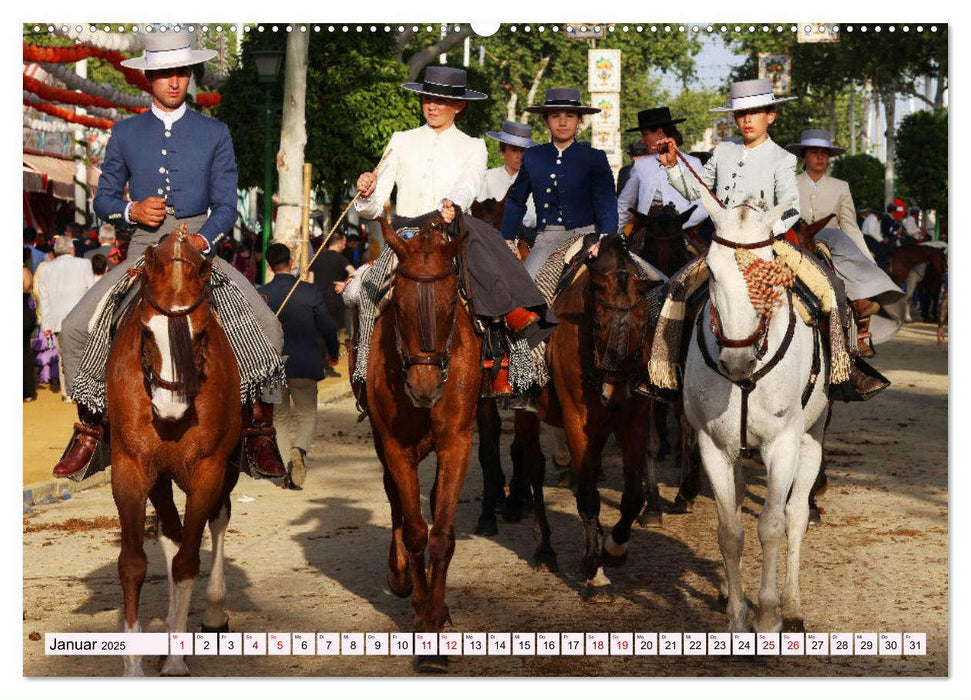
831, 154, 886, 211
668, 87, 724, 149
895, 108, 947, 213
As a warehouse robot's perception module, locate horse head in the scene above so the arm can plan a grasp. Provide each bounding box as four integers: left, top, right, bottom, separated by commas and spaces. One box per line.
629, 203, 697, 277
699, 190, 792, 382
586, 233, 658, 405
139, 226, 213, 421
469, 196, 506, 230
382, 215, 467, 408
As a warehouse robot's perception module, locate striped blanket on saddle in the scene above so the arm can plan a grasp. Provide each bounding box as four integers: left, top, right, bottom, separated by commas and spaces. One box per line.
647, 238, 852, 393
70, 258, 287, 414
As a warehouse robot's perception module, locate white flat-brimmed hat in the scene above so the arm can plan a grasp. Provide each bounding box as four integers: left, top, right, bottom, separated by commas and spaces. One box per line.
710, 78, 797, 113
120, 32, 217, 71
786, 129, 846, 157
401, 66, 487, 101
485, 120, 538, 148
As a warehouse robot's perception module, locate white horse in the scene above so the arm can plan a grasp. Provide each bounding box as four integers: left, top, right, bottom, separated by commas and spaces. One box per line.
683, 189, 829, 633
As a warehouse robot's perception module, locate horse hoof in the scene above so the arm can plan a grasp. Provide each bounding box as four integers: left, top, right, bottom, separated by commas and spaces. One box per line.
555, 470, 574, 489
581, 584, 615, 604
534, 550, 559, 573
474, 515, 499, 537
782, 617, 806, 633
200, 620, 229, 634
636, 510, 663, 528
809, 507, 822, 525
387, 571, 413, 599
673, 494, 694, 514
501, 501, 524, 523
159, 657, 190, 677
414, 655, 448, 674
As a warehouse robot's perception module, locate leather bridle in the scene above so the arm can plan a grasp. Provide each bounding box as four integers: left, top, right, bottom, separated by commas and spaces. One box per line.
392, 263, 459, 379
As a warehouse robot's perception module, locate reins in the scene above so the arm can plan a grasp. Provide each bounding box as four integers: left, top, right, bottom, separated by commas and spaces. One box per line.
392, 262, 460, 376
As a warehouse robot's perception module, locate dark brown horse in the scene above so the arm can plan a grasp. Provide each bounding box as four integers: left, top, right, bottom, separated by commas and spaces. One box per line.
366, 216, 481, 673
888, 243, 947, 322
516, 234, 662, 600
107, 229, 241, 676
627, 204, 704, 525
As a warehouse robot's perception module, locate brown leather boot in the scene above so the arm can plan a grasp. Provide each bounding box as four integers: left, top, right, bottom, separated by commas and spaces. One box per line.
850, 298, 879, 358
243, 401, 288, 478
53, 405, 104, 478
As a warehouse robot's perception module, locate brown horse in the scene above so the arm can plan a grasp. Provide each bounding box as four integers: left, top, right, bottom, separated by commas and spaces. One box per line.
888, 243, 947, 322
627, 204, 704, 525
367, 215, 481, 673
107, 229, 241, 676
515, 234, 661, 600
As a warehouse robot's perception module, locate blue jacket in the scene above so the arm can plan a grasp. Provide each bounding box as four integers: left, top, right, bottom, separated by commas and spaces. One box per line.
501, 141, 618, 240
259, 274, 339, 381
93, 109, 238, 249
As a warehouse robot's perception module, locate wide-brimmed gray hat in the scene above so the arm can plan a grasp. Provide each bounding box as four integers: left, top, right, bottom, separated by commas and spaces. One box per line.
120, 32, 217, 71
401, 66, 487, 101
485, 120, 538, 148
526, 88, 600, 115
787, 129, 846, 157
710, 78, 797, 113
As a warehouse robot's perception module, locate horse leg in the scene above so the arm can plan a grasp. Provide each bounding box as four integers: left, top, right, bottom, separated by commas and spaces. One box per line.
504, 430, 532, 524
605, 400, 648, 564
782, 417, 826, 632
674, 404, 703, 513
753, 427, 802, 634
147, 478, 183, 637
568, 423, 611, 602
552, 428, 574, 489
515, 411, 557, 572
202, 467, 238, 633
162, 466, 224, 676
809, 402, 834, 524
698, 431, 747, 632
113, 458, 150, 677
654, 400, 671, 460
475, 398, 503, 536
638, 399, 664, 527
386, 449, 429, 631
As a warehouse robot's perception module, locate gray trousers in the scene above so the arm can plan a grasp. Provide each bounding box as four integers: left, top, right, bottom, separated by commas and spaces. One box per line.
59, 215, 284, 403
274, 377, 318, 459
524, 225, 595, 278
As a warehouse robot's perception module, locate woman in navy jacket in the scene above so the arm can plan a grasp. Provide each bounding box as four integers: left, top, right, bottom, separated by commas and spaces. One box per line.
502, 88, 619, 277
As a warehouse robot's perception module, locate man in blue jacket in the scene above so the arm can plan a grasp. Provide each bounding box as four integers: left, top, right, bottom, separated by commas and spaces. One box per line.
260, 244, 340, 488
53, 32, 287, 480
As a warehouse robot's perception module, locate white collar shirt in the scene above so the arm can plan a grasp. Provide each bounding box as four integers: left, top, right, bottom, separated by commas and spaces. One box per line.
150, 101, 187, 131
478, 165, 537, 228
616, 153, 709, 229
862, 213, 882, 241
355, 124, 487, 220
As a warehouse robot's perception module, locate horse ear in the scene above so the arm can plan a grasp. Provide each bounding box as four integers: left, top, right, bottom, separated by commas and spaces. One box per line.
697, 185, 725, 228
382, 220, 406, 258
198, 257, 213, 282
679, 204, 698, 227
763, 200, 792, 232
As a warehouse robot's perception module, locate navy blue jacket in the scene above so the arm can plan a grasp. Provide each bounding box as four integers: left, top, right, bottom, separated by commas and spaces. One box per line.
259, 274, 339, 381
93, 109, 238, 249
501, 141, 618, 240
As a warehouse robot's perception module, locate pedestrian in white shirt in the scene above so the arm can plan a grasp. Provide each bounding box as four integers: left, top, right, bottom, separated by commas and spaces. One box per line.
616, 107, 708, 233
859, 206, 890, 268
353, 66, 550, 404
478, 120, 538, 238
34, 235, 95, 400
900, 207, 925, 244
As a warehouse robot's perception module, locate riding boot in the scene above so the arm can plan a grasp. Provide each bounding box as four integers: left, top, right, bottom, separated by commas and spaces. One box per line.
243, 401, 288, 478
850, 298, 879, 358
52, 404, 104, 478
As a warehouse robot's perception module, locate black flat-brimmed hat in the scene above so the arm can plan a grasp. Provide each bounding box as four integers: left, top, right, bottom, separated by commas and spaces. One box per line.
485, 120, 538, 148
401, 65, 487, 101
625, 107, 686, 133
786, 129, 846, 157
526, 88, 600, 115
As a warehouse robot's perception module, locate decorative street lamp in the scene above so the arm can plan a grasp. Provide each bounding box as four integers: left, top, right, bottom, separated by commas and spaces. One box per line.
253, 47, 284, 283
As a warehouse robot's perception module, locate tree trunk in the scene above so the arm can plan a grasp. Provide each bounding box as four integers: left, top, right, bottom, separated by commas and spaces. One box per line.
827, 92, 838, 143
848, 82, 856, 155
521, 57, 550, 122
882, 89, 896, 206
860, 80, 872, 156
273, 30, 310, 271
506, 92, 518, 122
405, 25, 473, 81
934, 65, 947, 110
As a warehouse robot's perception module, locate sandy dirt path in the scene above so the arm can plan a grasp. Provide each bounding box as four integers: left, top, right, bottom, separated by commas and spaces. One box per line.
22, 323, 947, 677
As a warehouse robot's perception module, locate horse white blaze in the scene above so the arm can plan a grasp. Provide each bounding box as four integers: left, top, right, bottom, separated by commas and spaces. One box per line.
147, 314, 190, 420
203, 505, 230, 630
121, 619, 144, 677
